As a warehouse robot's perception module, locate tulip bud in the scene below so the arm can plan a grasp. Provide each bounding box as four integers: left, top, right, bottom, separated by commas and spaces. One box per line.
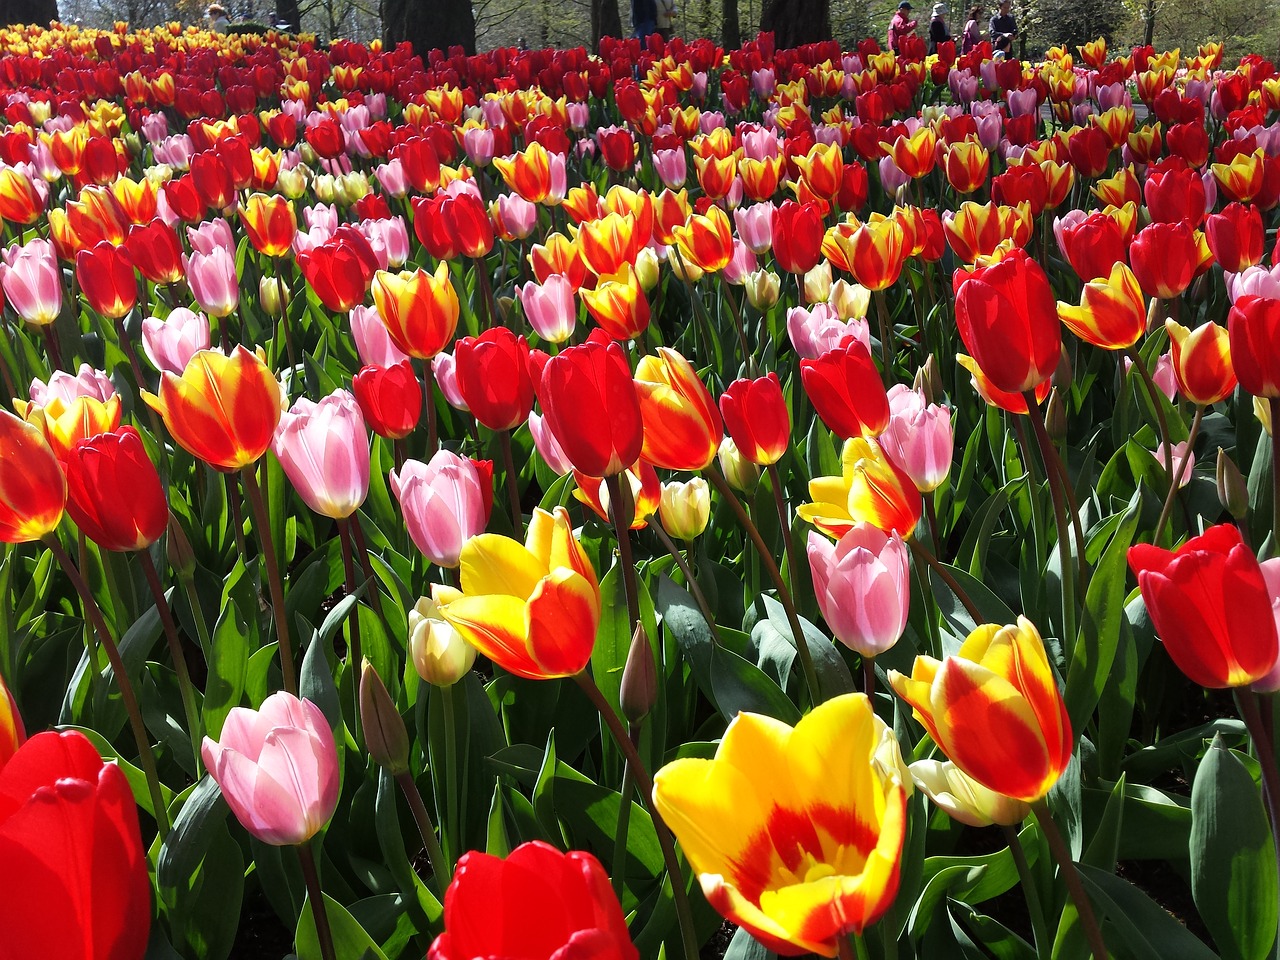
166, 514, 196, 579
495, 295, 517, 327
1216, 447, 1249, 519
299, 142, 318, 167
409, 597, 477, 686
359, 660, 410, 775
619, 623, 658, 725
802, 260, 832, 304
913, 355, 943, 406
1255, 396, 1273, 437
635, 247, 661, 291
659, 478, 710, 539
259, 276, 288, 317
313, 173, 336, 203
277, 166, 309, 200
1045, 387, 1068, 442
123, 132, 142, 159
744, 269, 781, 311
1053, 348, 1073, 390
717, 437, 759, 492
829, 279, 870, 320
338, 171, 371, 204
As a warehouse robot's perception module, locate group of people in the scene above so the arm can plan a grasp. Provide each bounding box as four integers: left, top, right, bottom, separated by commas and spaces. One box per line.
631, 0, 679, 39
888, 0, 1019, 56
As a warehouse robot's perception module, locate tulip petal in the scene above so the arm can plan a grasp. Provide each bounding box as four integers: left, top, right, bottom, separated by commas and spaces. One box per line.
460, 534, 546, 600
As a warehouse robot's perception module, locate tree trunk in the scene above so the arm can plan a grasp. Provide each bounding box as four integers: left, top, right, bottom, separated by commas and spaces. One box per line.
275, 0, 300, 31
0, 0, 56, 24
592, 0, 623, 48
722, 0, 741, 48
1143, 0, 1155, 46
385, 0, 476, 55
759, 0, 829, 47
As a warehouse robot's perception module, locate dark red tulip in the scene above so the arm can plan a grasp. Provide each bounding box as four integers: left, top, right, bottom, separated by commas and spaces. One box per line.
771, 200, 825, 275
719, 373, 791, 465
454, 327, 535, 431
800, 340, 890, 440
64, 426, 168, 552
75, 241, 136, 319
353, 360, 422, 440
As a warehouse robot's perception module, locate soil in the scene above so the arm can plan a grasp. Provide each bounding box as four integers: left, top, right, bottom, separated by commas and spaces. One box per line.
230, 887, 295, 959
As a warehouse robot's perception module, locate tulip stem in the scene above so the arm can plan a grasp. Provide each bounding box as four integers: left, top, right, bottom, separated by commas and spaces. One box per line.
336, 518, 363, 675
610, 729, 637, 901
651, 522, 724, 645
1234, 691, 1280, 888
296, 841, 337, 960
873, 290, 894, 385
440, 684, 462, 868
908, 538, 984, 624
394, 770, 453, 897
1270, 398, 1280, 545
837, 935, 856, 960
346, 517, 384, 621
719, 276, 756, 376
241, 466, 297, 697
139, 551, 203, 777
1031, 801, 1108, 960
1126, 348, 1176, 483
1023, 393, 1077, 648
706, 464, 822, 706
573, 671, 700, 960
498, 429, 523, 533
862, 656, 876, 698
1002, 824, 1052, 960
1153, 405, 1203, 545
421, 361, 438, 458
44, 536, 170, 837
42, 323, 64, 372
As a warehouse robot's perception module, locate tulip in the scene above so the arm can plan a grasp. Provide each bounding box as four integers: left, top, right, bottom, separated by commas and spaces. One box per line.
409, 596, 477, 687
1165, 319, 1236, 405
573, 461, 660, 529
454, 327, 535, 432
64, 426, 168, 552
272, 390, 369, 519
1227, 265, 1280, 304
1145, 165, 1206, 228
0, 730, 151, 960
392, 450, 491, 568
1128, 524, 1278, 688
909, 760, 1030, 827
297, 235, 375, 313
577, 211, 643, 279
879, 384, 953, 492
808, 525, 909, 657
1056, 210, 1127, 282
0, 671, 22, 771
799, 437, 922, 539
28, 364, 114, 407
943, 139, 990, 195
202, 691, 340, 845
19, 393, 121, 462
744, 269, 781, 311
659, 478, 711, 539
719, 373, 791, 466
889, 617, 1073, 802
537, 339, 644, 478
432, 352, 468, 411
735, 202, 774, 255
673, 206, 734, 273
433, 506, 601, 679
771, 200, 825, 275
942, 201, 1032, 264
0, 409, 65, 544
239, 193, 296, 257
634, 347, 723, 471
142, 307, 211, 375
1, 238, 61, 325
349, 304, 409, 368
1129, 221, 1206, 300
185, 245, 240, 318
652, 694, 909, 956
493, 142, 557, 203
143, 346, 282, 472
518, 275, 576, 344
787, 303, 871, 359
527, 412, 574, 476
958, 353, 1052, 415
1154, 441, 1195, 488
1206, 203, 1264, 273
1056, 261, 1147, 351
800, 340, 890, 440
352, 360, 421, 440
75, 241, 135, 319
428, 841, 637, 960
827, 216, 907, 290
953, 248, 1061, 395
369, 264, 456, 361
1229, 296, 1280, 398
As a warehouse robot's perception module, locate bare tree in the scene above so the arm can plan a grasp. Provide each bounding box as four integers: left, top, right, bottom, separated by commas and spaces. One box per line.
722, 0, 740, 46
591, 0, 621, 47
760, 0, 829, 46
385, 0, 475, 52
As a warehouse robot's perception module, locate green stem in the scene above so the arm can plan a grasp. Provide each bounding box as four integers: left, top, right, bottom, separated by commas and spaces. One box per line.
873, 289, 894, 385
139, 550, 203, 777
1002, 824, 1052, 960
1153, 405, 1203, 545
765, 462, 821, 701
1024, 393, 1077, 649
336, 518, 363, 672
1127, 347, 1175, 481
498, 429, 523, 534
394, 770, 453, 897
45, 536, 170, 836
241, 465, 297, 696
610, 739, 636, 902
296, 841, 337, 960
1032, 800, 1108, 960
441, 684, 461, 868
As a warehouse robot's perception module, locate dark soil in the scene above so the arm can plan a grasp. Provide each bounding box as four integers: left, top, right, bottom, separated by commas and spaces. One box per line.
231, 887, 294, 960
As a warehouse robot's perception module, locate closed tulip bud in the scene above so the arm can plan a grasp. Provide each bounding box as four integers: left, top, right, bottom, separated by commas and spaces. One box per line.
409, 597, 477, 687
744, 269, 781, 311
717, 437, 760, 492
359, 661, 409, 776
659, 478, 711, 539
538, 341, 644, 477
620, 623, 658, 725
64, 426, 169, 552
259, 276, 288, 317
909, 760, 1030, 827
634, 246, 661, 291
1045, 388, 1068, 442
913, 355, 943, 406
1216, 448, 1249, 520
166, 514, 197, 579
802, 260, 832, 303
829, 279, 871, 321
272, 390, 370, 519
312, 172, 336, 202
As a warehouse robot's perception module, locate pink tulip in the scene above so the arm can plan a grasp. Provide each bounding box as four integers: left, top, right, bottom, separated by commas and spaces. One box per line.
1227, 264, 1280, 303
518, 275, 576, 343
184, 247, 239, 318
807, 525, 910, 657
751, 68, 776, 99
1122, 351, 1177, 401
722, 240, 757, 285
30, 363, 115, 406
375, 159, 409, 198
880, 384, 953, 492
350, 304, 410, 367
566, 102, 590, 132
201, 691, 339, 846
878, 155, 910, 195
391, 450, 489, 568
141, 112, 169, 144
1251, 559, 1280, 692
303, 203, 340, 233
496, 194, 538, 239
2, 237, 61, 326
528, 411, 574, 475
272, 389, 370, 519
1154, 440, 1195, 489
432, 352, 469, 411
786, 303, 871, 359
734, 202, 774, 255
154, 134, 194, 169
462, 127, 496, 166
1006, 88, 1038, 118
187, 218, 234, 255
142, 308, 211, 376
653, 148, 687, 189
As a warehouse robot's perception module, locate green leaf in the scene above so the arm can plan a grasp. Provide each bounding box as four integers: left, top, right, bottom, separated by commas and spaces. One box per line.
709, 645, 801, 724
203, 599, 248, 740
157, 775, 228, 891
296, 892, 389, 960
300, 620, 341, 730
724, 925, 777, 960
1191, 735, 1278, 960
1077, 864, 1219, 960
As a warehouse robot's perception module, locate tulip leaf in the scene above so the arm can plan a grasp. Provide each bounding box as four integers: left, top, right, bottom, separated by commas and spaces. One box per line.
203, 598, 249, 741
296, 892, 389, 960
1077, 864, 1219, 960
300, 611, 342, 730
1190, 735, 1279, 960
158, 774, 229, 891
724, 925, 777, 960
710, 644, 801, 724
751, 594, 856, 702
927, 562, 1017, 636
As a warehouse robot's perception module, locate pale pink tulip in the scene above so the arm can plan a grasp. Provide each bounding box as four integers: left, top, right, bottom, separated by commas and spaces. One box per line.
462, 127, 496, 166
187, 218, 234, 255
30, 363, 115, 406
1252, 559, 1280, 693
496, 194, 538, 239
1154, 440, 1195, 489
432, 352, 469, 411
391, 450, 489, 568
141, 308, 211, 376
528, 411, 574, 476
2, 237, 61, 325
185, 247, 239, 318
519, 275, 576, 343
880, 385, 954, 492
807, 525, 910, 657
303, 203, 340, 233
374, 159, 408, 198
271, 389, 370, 519
786, 303, 871, 359
734, 202, 774, 255
653, 148, 687, 189
350, 304, 409, 367
201, 691, 339, 846
722, 239, 757, 285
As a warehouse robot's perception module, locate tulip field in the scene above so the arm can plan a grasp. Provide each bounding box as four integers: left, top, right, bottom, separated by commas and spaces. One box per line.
6, 16, 1280, 960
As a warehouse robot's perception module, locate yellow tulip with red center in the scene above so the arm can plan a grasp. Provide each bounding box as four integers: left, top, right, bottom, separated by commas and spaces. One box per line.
826, 215, 907, 291
943, 201, 1032, 264
672, 205, 733, 273
492, 141, 555, 203
888, 616, 1073, 803
798, 437, 922, 539
652, 693, 910, 957
575, 210, 644, 278
16, 394, 121, 461
1056, 261, 1147, 350
433, 506, 601, 680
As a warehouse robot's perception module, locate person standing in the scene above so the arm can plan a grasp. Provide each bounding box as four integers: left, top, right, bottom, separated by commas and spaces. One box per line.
632, 0, 658, 38
928, 3, 951, 53
656, 0, 677, 40
989, 0, 1018, 56
205, 3, 230, 31
961, 5, 985, 52
887, 1, 918, 54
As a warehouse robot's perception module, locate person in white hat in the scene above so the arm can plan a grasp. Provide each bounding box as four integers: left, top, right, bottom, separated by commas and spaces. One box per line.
929, 2, 952, 53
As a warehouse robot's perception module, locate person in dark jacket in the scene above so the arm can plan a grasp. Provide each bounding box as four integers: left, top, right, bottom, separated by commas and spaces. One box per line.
928, 3, 951, 54
989, 0, 1018, 56
632, 0, 658, 37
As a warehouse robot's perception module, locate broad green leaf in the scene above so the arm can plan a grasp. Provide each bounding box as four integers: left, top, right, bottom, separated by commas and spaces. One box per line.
296, 892, 389, 960
1078, 864, 1219, 960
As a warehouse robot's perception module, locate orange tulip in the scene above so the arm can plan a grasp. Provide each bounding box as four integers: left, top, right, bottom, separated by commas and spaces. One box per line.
0, 409, 66, 543
826, 216, 907, 291
110, 177, 158, 225
600, 185, 654, 246
239, 193, 297, 258
1165, 319, 1237, 405
672, 205, 734, 273
143, 346, 282, 473
1056, 262, 1146, 350
634, 348, 723, 471
561, 184, 601, 224
493, 141, 556, 203
371, 262, 460, 360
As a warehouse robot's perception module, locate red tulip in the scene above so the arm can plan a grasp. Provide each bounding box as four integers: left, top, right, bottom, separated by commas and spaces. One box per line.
1144, 165, 1206, 228
1206, 203, 1264, 273
1129, 524, 1278, 688
1058, 211, 1127, 283
953, 248, 1060, 395
297, 236, 376, 313
538, 340, 643, 477
1067, 125, 1111, 178
353, 360, 422, 440
125, 219, 184, 285
771, 200, 825, 275
0, 730, 151, 960
64, 426, 168, 552
1228, 295, 1280, 398
414, 190, 494, 260
719, 373, 792, 465
597, 128, 636, 172
1129, 221, 1204, 299
454, 327, 535, 431
75, 241, 135, 319
800, 340, 890, 440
